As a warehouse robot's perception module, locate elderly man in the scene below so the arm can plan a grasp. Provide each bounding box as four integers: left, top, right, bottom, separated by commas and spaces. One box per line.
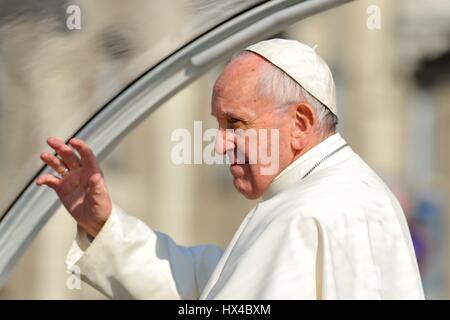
36, 39, 424, 299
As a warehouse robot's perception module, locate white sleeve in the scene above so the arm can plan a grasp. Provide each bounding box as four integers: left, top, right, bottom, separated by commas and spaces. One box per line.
65, 203, 223, 300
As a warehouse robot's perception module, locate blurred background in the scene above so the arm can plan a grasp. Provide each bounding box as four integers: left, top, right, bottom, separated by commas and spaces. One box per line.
0, 0, 449, 299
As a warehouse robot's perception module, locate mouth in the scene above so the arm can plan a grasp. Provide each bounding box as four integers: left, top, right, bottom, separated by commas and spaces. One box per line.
230, 161, 248, 167
227, 151, 249, 167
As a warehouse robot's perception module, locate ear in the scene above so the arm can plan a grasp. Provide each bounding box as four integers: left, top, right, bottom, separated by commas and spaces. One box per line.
291, 103, 316, 151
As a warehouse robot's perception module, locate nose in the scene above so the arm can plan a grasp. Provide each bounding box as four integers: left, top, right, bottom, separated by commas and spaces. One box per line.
215, 129, 235, 155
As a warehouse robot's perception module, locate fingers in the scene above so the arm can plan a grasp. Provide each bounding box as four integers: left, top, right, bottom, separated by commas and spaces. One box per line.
69, 138, 100, 172
40, 152, 67, 175
36, 173, 61, 190
43, 137, 101, 175
47, 137, 81, 170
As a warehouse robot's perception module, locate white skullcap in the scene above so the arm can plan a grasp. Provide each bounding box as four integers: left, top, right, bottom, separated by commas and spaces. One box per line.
245, 38, 337, 115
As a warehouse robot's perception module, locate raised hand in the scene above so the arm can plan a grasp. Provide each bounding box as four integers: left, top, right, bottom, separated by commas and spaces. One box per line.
36, 137, 112, 238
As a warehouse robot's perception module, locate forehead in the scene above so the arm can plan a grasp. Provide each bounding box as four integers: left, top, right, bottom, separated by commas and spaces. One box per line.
211, 52, 268, 118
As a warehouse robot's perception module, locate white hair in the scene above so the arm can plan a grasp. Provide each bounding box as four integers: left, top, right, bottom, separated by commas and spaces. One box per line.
233, 51, 338, 136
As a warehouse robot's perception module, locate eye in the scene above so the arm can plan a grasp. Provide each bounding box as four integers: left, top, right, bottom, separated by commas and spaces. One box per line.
228, 118, 243, 126
227, 119, 243, 129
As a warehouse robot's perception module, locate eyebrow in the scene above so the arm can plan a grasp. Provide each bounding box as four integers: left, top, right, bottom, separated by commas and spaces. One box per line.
210, 110, 246, 119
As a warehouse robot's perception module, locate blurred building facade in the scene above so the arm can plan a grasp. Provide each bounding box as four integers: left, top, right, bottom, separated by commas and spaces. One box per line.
1, 0, 449, 299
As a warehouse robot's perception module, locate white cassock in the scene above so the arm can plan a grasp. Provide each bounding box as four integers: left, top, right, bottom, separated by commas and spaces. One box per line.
66, 133, 424, 299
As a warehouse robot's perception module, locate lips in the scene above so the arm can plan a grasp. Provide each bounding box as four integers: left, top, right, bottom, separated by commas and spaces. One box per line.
230, 162, 247, 177
229, 158, 249, 165
227, 151, 248, 166
230, 161, 248, 167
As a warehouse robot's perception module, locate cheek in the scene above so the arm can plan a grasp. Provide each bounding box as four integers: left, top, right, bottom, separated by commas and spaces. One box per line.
275, 126, 293, 159
278, 124, 292, 145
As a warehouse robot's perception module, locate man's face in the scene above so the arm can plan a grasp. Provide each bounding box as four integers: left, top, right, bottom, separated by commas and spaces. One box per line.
211, 53, 294, 199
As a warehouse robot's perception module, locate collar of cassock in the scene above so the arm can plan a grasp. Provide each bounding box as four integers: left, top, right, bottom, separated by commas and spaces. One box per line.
262, 132, 349, 201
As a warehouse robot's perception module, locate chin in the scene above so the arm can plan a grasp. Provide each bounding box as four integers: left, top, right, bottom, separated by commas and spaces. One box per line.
241, 192, 260, 200
233, 178, 261, 199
